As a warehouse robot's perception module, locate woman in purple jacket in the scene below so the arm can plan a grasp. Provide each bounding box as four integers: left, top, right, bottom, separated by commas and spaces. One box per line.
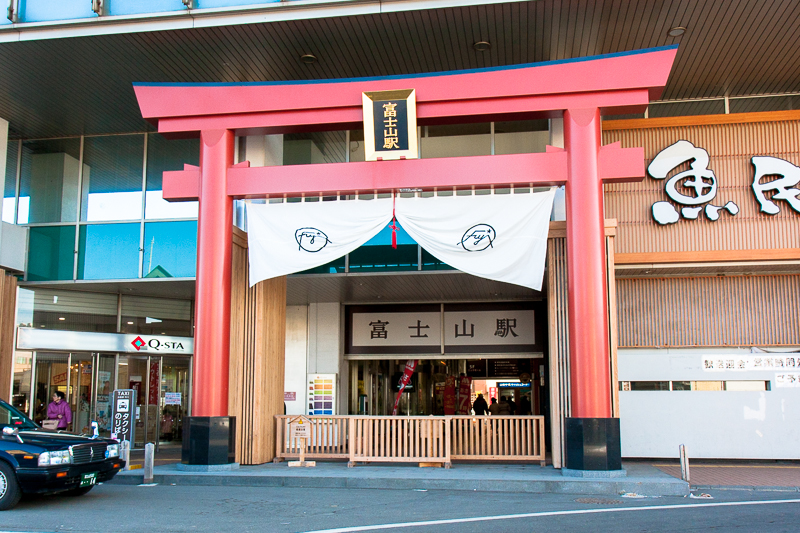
47, 391, 72, 430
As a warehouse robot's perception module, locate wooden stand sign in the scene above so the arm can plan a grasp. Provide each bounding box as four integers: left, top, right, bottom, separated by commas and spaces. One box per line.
288, 415, 316, 467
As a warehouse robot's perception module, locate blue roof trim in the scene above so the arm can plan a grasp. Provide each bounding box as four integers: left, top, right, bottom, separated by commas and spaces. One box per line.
133, 45, 678, 88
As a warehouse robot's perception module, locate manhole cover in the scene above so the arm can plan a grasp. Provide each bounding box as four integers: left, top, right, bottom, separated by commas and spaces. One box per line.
574, 498, 624, 505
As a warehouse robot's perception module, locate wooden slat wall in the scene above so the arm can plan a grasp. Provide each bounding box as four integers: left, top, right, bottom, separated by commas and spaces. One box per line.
546, 237, 569, 469
603, 118, 800, 256
547, 229, 618, 468
617, 275, 800, 348
230, 228, 287, 465
0, 269, 17, 402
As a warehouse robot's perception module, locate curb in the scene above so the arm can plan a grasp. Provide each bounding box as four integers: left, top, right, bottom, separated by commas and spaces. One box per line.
109, 472, 689, 497
692, 485, 800, 493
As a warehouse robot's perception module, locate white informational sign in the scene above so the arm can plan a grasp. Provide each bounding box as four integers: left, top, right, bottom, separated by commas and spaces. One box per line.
348, 307, 536, 355
17, 327, 193, 354
775, 373, 800, 387
351, 312, 441, 349
164, 392, 182, 405
307, 374, 336, 416
444, 310, 535, 347
701, 354, 800, 372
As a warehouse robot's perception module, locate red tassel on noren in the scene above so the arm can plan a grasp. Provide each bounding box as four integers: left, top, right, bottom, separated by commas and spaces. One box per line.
391, 193, 398, 249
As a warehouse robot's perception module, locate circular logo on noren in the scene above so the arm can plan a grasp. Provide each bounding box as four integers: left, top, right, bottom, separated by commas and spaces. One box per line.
459, 224, 496, 251
295, 228, 331, 252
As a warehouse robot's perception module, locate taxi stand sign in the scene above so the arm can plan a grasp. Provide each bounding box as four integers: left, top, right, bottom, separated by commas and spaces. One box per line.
288, 415, 315, 468
362, 89, 418, 161
111, 389, 136, 445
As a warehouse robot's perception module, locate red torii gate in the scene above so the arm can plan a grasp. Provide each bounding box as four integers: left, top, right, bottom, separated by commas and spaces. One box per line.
134, 46, 677, 470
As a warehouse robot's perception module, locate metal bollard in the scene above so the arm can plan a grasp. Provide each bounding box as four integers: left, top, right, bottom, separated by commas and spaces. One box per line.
679, 443, 690, 484
143, 442, 155, 484
121, 440, 131, 471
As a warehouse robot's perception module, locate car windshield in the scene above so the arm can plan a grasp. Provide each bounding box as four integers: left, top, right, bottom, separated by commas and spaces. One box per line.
0, 401, 39, 430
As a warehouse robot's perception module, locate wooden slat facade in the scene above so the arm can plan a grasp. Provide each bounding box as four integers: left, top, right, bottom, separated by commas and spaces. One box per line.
603, 116, 800, 257
604, 113, 800, 350
0, 269, 17, 402
617, 275, 800, 348
229, 227, 287, 465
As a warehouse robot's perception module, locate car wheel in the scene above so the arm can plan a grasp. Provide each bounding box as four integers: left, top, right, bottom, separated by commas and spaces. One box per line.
65, 486, 94, 497
0, 461, 22, 511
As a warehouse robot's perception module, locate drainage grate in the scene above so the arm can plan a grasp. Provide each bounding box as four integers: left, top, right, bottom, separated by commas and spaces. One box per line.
574, 498, 624, 505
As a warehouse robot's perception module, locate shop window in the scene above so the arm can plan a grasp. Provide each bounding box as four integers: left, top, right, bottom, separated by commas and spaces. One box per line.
121, 295, 193, 336
143, 221, 198, 278
27, 226, 76, 281
421, 248, 455, 271
3, 140, 17, 224
145, 134, 199, 220
672, 381, 770, 391
284, 131, 347, 165
620, 381, 670, 391
81, 135, 144, 222
18, 287, 117, 333
494, 120, 549, 155
77, 223, 140, 280
17, 138, 81, 224
421, 123, 491, 159
623, 381, 772, 392
10, 351, 32, 414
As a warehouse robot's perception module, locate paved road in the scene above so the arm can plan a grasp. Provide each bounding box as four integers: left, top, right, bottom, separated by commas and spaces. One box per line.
2, 484, 799, 532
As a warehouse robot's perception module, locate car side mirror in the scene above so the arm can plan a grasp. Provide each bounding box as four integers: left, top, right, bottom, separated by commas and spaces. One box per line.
2, 426, 23, 443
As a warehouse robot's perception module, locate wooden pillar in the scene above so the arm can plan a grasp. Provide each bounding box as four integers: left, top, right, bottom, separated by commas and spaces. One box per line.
0, 269, 17, 401
229, 228, 287, 465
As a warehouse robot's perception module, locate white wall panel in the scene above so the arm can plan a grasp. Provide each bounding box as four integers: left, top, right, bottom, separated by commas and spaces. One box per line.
284, 305, 307, 416
619, 348, 800, 459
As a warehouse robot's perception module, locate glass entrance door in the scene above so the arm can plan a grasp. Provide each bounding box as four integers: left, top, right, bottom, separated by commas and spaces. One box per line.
159, 356, 190, 449
94, 353, 116, 438
69, 354, 94, 434
32, 352, 69, 426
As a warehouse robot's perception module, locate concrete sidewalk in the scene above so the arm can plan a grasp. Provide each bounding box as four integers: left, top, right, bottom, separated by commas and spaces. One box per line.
110, 460, 689, 497
652, 461, 800, 492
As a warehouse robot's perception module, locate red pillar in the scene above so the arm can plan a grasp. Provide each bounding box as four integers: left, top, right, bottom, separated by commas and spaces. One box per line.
563, 108, 612, 419
193, 129, 234, 417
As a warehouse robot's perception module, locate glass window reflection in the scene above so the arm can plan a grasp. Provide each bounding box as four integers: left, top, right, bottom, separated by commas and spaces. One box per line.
27, 226, 76, 281
78, 223, 140, 280
3, 140, 17, 224
121, 295, 192, 336
143, 221, 197, 278
81, 135, 144, 222
146, 134, 199, 220
18, 138, 82, 224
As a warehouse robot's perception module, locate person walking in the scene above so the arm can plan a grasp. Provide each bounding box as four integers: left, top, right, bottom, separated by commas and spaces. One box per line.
472, 393, 489, 415
488, 397, 501, 416
46, 391, 72, 430
498, 396, 511, 415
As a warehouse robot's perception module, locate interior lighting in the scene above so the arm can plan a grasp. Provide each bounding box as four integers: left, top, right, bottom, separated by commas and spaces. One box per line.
58, 317, 65, 321
473, 41, 491, 52
668, 27, 686, 37
127, 321, 134, 325
300, 54, 317, 64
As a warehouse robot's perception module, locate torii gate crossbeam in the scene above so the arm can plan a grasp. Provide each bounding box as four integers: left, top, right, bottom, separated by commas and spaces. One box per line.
134, 45, 677, 471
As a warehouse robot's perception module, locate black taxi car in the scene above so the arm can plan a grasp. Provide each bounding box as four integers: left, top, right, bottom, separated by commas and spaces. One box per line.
0, 399, 125, 510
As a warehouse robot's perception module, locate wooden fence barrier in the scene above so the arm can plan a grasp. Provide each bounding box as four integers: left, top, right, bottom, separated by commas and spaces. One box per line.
348, 416, 451, 467
274, 416, 349, 461
274, 415, 547, 467
450, 415, 546, 465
